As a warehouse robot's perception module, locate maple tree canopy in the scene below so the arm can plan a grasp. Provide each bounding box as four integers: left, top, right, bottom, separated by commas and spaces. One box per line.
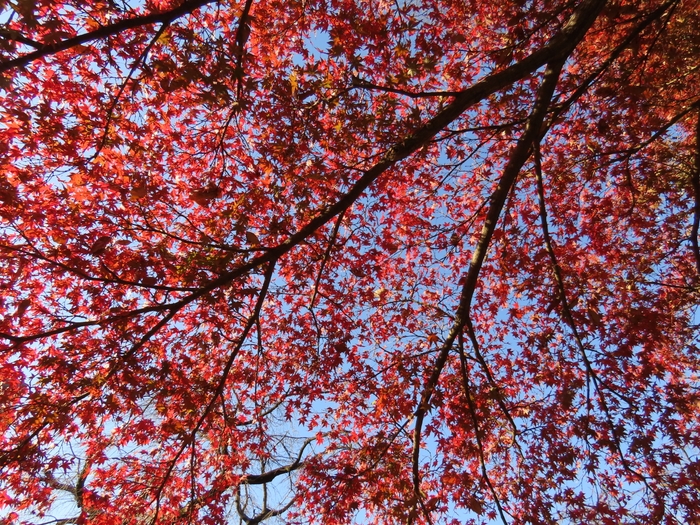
1, 0, 700, 523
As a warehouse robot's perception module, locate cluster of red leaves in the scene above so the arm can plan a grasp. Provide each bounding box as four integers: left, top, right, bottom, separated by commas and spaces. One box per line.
1, 0, 700, 523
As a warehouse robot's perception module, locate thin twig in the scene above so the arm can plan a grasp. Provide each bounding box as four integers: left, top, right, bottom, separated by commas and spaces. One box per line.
309, 209, 346, 310
457, 332, 509, 525
533, 142, 666, 519
149, 259, 277, 524
464, 318, 523, 456
90, 22, 170, 161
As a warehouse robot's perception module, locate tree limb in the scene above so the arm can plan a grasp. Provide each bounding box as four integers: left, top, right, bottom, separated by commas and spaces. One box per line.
691, 106, 700, 274
411, 55, 569, 501
239, 437, 313, 485
0, 0, 220, 74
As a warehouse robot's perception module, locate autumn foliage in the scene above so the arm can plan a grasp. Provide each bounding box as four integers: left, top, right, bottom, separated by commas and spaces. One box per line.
1, 0, 700, 523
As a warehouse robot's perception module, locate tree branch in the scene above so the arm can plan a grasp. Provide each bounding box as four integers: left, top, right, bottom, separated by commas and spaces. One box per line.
309, 209, 345, 311
0, 27, 43, 49
90, 22, 171, 161
533, 142, 666, 519
2, 0, 608, 355
411, 55, 569, 501
457, 332, 509, 525
239, 437, 314, 485
350, 75, 461, 99
149, 260, 277, 524
0, 0, 220, 74
691, 106, 700, 274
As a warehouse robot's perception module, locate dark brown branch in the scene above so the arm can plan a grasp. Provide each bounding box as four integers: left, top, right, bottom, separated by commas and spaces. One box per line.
239, 437, 313, 485
0, 297, 179, 346
175, 434, 310, 521
533, 143, 666, 519
74, 461, 90, 509
550, 0, 681, 125
232, 440, 312, 525
0, 0, 220, 75
149, 260, 276, 524
309, 209, 346, 310
234, 0, 255, 100
236, 485, 297, 525
457, 332, 509, 525
0, 27, 43, 49
351, 75, 461, 99
41, 460, 91, 522
464, 318, 522, 455
597, 99, 700, 161
2, 0, 607, 354
411, 54, 570, 499
437, 117, 528, 139
1, 241, 199, 293
691, 107, 700, 274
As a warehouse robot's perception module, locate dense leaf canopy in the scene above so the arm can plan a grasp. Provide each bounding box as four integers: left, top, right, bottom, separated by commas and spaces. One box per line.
1, 0, 699, 523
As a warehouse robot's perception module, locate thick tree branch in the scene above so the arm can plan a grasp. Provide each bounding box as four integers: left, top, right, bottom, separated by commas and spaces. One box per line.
183, 0, 608, 304
1, 0, 608, 354
0, 27, 43, 49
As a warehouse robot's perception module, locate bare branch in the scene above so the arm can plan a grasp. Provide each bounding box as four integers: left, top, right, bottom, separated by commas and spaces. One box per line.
240, 437, 314, 485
